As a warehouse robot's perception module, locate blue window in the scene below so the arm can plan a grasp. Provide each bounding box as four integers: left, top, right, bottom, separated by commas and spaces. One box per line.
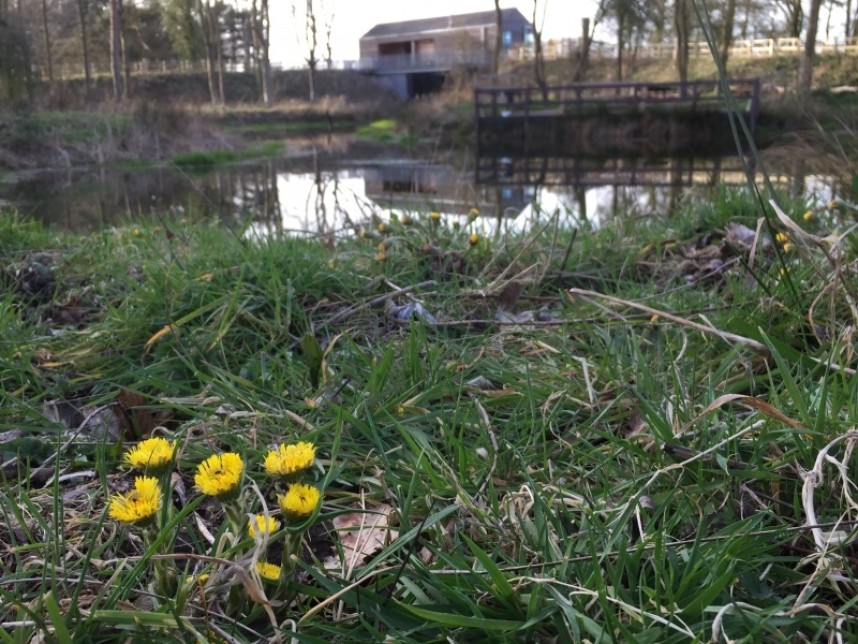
502, 31, 513, 46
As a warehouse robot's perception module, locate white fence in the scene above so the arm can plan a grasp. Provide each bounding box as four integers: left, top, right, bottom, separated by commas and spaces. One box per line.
50, 36, 858, 80
508, 36, 858, 61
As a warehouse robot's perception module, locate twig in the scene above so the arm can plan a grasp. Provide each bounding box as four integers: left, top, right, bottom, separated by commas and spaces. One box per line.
569, 287, 857, 375
323, 280, 437, 327
23, 404, 113, 489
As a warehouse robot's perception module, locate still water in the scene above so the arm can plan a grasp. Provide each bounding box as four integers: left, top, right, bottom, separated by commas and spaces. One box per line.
0, 144, 842, 237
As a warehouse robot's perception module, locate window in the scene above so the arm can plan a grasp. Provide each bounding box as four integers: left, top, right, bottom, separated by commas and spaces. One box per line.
524, 26, 534, 45
502, 31, 513, 46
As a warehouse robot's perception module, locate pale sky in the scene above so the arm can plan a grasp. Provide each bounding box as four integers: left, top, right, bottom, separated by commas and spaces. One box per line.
269, 1, 598, 68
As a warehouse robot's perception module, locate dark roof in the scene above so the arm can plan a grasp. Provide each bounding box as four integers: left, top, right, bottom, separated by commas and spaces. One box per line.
361, 8, 529, 40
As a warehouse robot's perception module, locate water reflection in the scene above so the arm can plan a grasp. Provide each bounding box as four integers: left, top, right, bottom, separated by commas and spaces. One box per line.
0, 146, 847, 236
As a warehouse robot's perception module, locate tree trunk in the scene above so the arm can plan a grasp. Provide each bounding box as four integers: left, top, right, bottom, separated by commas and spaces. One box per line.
721, 0, 736, 69
199, 0, 218, 104
800, 0, 823, 92
77, 0, 91, 95
261, 0, 273, 105
573, 17, 591, 82
306, 0, 318, 102
531, 0, 546, 92
616, 10, 625, 82
674, 0, 689, 82
492, 0, 502, 75
109, 0, 123, 100
40, 0, 52, 81
216, 24, 225, 104
250, 0, 263, 90
252, 0, 272, 105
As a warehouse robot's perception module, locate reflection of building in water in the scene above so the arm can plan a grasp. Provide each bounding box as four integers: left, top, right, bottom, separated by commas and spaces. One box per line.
362, 162, 528, 218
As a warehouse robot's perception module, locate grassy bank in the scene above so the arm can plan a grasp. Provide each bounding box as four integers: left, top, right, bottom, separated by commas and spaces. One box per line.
1, 192, 858, 641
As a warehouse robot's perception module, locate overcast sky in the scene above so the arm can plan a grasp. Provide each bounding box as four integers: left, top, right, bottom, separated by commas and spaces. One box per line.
269, 1, 599, 67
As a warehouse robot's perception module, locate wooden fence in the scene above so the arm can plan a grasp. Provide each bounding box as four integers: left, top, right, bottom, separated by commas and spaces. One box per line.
506, 36, 858, 61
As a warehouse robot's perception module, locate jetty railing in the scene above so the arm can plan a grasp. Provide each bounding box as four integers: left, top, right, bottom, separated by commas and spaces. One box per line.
475, 78, 761, 131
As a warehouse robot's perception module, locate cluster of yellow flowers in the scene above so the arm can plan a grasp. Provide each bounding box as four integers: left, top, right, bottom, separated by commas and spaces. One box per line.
775, 231, 794, 254
108, 436, 322, 599
357, 206, 486, 264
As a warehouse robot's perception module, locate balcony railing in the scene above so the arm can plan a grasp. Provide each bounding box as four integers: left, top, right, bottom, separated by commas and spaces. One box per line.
358, 50, 491, 73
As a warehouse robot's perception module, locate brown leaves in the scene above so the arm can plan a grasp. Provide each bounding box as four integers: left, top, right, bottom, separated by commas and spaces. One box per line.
324, 504, 398, 573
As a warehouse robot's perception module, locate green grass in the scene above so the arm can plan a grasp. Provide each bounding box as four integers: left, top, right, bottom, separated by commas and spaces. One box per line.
170, 141, 285, 170
355, 118, 402, 144
1, 192, 858, 641
0, 111, 129, 149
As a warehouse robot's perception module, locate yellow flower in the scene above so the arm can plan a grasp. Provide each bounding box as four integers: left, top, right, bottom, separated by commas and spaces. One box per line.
468, 233, 480, 247
109, 476, 161, 525
256, 562, 282, 582
803, 210, 814, 222
400, 215, 411, 225
377, 223, 388, 234
783, 242, 794, 253
430, 211, 441, 222
278, 484, 321, 519
124, 437, 176, 472
775, 232, 789, 245
263, 442, 316, 478
248, 514, 281, 538
468, 207, 480, 220
194, 453, 244, 499
132, 227, 142, 236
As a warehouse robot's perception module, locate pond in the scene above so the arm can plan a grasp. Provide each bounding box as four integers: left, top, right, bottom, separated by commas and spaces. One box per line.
0, 141, 844, 237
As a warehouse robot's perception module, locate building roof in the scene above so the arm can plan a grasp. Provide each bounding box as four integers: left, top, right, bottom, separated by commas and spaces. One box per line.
361, 8, 529, 41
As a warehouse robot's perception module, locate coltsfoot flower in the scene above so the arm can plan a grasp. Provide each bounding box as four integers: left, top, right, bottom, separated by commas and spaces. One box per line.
256, 561, 282, 582
430, 211, 441, 222
803, 210, 814, 222
263, 442, 316, 478
775, 232, 789, 245
124, 437, 176, 473
468, 207, 480, 220
468, 233, 480, 247
248, 514, 281, 538
194, 453, 244, 499
278, 484, 321, 520
109, 476, 162, 525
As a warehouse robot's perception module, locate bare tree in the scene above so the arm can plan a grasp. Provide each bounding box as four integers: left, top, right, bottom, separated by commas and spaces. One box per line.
674, 0, 690, 82
251, 0, 272, 105
721, 0, 737, 68
40, 0, 52, 80
77, 0, 91, 95
303, 0, 318, 101
531, 0, 546, 91
492, 0, 502, 75
198, 0, 224, 104
109, 0, 123, 100
774, 0, 803, 37
800, 0, 823, 91
323, 3, 333, 69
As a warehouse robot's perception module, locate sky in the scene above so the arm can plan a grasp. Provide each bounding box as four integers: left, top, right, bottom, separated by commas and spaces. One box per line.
269, 1, 598, 68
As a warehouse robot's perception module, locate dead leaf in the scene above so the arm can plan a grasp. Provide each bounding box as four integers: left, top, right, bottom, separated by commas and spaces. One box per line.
328, 504, 398, 571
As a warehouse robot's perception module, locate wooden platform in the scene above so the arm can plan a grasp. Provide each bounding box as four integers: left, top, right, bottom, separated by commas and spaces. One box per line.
475, 79, 761, 157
